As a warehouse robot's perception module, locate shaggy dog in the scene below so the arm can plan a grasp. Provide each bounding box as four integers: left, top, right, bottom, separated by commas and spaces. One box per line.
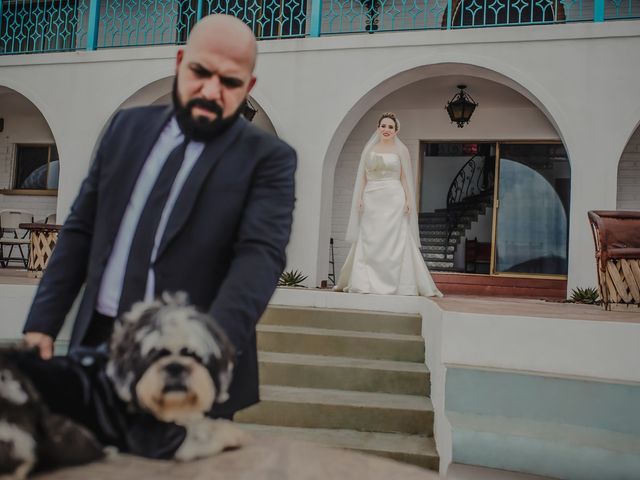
0, 293, 249, 479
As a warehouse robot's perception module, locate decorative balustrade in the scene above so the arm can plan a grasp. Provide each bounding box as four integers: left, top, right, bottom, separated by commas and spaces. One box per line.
1, 0, 638, 55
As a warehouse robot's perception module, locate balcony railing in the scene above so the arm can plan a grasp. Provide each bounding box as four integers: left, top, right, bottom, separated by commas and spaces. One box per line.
1, 0, 638, 55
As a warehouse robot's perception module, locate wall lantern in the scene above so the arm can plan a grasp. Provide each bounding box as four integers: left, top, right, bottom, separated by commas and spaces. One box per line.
243, 98, 258, 122
445, 85, 478, 128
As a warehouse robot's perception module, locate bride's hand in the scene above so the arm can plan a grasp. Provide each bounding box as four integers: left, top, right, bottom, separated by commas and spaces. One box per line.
404, 202, 410, 215
358, 200, 364, 213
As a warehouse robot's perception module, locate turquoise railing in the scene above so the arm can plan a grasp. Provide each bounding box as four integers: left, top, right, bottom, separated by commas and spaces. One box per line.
1, 0, 90, 54
1, 0, 638, 55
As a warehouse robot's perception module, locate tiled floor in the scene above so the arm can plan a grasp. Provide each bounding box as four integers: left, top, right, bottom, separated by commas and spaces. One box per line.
432, 294, 639, 323
0, 267, 38, 285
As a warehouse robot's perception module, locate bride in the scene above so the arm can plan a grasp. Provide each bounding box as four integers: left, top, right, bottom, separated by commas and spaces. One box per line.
335, 113, 442, 297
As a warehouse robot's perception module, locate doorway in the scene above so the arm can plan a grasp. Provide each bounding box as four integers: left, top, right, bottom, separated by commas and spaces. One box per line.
419, 141, 569, 279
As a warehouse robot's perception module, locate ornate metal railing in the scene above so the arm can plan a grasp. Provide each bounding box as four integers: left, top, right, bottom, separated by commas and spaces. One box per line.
1, 0, 638, 55
445, 153, 494, 243
0, 0, 90, 54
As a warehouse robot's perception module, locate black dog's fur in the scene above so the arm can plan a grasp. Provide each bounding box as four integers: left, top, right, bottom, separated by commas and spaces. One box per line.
0, 349, 104, 479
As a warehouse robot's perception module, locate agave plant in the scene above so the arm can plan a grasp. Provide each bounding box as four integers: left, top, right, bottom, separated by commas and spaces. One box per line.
570, 286, 600, 305
278, 269, 308, 287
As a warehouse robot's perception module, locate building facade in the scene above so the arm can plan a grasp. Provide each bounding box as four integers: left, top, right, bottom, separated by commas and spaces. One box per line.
1, 1, 640, 291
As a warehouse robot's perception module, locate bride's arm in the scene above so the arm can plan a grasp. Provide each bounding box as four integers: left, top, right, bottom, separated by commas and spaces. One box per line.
400, 165, 410, 215
358, 175, 367, 212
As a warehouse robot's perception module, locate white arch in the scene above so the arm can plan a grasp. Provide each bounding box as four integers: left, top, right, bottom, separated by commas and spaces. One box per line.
0, 79, 56, 133
616, 105, 640, 169
317, 52, 576, 279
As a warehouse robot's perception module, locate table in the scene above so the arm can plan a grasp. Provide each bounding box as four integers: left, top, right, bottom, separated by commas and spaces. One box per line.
19, 223, 62, 278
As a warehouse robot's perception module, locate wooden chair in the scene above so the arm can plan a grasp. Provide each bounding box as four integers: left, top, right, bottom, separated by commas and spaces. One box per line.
588, 210, 640, 310
0, 210, 34, 268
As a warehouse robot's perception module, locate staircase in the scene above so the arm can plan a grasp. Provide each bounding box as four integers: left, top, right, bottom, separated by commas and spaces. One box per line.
419, 192, 493, 272
235, 306, 438, 470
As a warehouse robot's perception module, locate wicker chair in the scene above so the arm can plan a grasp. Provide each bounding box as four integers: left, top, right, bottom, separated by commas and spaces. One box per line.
588, 210, 640, 310
0, 210, 34, 268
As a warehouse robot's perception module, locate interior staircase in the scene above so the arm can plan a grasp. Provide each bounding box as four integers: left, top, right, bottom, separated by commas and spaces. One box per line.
235, 305, 438, 470
419, 192, 493, 272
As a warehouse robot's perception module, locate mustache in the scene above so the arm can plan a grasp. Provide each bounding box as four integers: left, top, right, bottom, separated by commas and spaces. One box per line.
186, 98, 223, 118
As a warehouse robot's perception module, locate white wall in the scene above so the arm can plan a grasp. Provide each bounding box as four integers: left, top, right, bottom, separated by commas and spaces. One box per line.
617, 124, 640, 210
1, 21, 639, 293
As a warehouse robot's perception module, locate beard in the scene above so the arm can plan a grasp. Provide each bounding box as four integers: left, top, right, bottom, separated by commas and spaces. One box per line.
172, 77, 244, 142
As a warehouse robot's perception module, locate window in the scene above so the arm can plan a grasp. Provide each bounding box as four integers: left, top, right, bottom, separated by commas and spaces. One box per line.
14, 145, 59, 191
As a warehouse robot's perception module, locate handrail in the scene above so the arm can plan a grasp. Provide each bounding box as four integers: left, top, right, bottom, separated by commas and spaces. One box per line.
445, 153, 494, 244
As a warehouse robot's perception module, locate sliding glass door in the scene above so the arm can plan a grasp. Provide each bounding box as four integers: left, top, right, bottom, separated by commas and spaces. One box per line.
493, 143, 570, 276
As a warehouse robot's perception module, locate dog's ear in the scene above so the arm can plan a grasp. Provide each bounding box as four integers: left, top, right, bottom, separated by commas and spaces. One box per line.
201, 318, 236, 404
108, 300, 163, 403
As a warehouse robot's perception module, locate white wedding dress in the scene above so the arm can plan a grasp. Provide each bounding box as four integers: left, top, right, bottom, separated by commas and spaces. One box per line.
336, 152, 442, 297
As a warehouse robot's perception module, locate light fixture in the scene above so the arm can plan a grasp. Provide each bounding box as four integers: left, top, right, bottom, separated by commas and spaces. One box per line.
445, 85, 478, 128
243, 98, 258, 122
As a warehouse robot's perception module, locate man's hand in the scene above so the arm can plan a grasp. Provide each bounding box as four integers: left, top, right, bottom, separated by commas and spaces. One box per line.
23, 332, 54, 360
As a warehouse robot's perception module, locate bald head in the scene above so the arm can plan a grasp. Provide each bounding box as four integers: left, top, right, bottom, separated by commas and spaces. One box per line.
174, 14, 258, 131
186, 14, 257, 73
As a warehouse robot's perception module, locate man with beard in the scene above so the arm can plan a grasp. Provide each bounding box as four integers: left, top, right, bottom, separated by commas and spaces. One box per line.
21, 14, 296, 421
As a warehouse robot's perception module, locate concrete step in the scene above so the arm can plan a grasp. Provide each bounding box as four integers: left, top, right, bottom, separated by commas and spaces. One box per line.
448, 412, 640, 479
257, 325, 425, 362
261, 306, 421, 335
259, 351, 430, 396
236, 385, 434, 435
239, 424, 439, 471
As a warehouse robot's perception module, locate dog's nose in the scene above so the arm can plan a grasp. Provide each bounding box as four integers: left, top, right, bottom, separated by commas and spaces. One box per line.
164, 362, 187, 377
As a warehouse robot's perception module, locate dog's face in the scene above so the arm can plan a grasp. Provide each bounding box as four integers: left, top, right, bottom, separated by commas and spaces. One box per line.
107, 293, 235, 424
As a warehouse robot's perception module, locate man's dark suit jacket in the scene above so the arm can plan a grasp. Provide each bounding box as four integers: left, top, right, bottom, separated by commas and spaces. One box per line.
23, 105, 297, 416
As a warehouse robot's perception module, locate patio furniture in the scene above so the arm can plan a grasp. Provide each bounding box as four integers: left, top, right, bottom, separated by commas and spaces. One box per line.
0, 210, 34, 268
18, 222, 62, 278
588, 210, 640, 311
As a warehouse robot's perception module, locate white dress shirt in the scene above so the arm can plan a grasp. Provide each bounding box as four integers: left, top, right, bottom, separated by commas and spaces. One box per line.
96, 118, 205, 317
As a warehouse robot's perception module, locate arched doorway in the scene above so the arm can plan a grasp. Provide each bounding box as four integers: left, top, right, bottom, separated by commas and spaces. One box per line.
328, 69, 570, 296
0, 86, 59, 220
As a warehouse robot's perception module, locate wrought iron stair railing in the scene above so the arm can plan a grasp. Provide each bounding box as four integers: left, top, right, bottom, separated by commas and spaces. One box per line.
445, 153, 495, 246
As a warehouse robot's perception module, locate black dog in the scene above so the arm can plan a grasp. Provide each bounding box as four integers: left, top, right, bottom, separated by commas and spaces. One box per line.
0, 349, 104, 479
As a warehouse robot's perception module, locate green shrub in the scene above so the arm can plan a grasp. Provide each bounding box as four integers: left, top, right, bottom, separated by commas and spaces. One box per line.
570, 286, 600, 305
278, 269, 308, 287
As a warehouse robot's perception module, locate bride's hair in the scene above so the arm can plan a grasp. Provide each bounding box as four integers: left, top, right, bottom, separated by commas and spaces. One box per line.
377, 112, 399, 131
